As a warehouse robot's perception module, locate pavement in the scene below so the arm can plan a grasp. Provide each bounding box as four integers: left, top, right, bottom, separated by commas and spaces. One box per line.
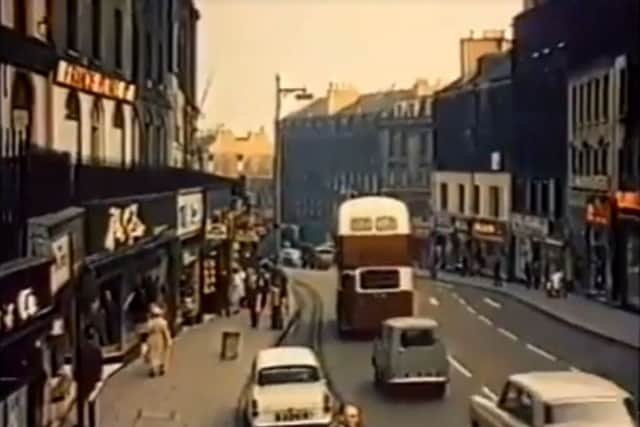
290, 268, 640, 427
95, 304, 297, 427
418, 269, 640, 349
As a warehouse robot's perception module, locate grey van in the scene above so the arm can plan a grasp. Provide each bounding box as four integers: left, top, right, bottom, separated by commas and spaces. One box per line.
371, 317, 449, 397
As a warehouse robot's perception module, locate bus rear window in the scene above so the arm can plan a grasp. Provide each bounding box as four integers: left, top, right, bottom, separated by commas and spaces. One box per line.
360, 270, 399, 290
401, 329, 437, 347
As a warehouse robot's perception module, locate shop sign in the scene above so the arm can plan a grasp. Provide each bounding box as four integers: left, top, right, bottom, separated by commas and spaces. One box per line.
616, 191, 640, 216
510, 213, 549, 237
586, 201, 610, 227
50, 234, 71, 295
56, 60, 136, 102
472, 220, 506, 240
177, 192, 204, 237
206, 222, 228, 240
104, 204, 147, 251
5, 386, 27, 427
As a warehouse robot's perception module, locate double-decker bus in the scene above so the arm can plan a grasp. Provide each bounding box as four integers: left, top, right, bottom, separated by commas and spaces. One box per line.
335, 196, 415, 336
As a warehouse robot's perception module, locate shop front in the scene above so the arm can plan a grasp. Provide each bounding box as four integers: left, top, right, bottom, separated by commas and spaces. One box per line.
510, 213, 550, 281
26, 207, 86, 425
0, 257, 53, 427
175, 189, 205, 326
614, 191, 640, 310
430, 212, 455, 269
411, 217, 431, 269
471, 219, 508, 277
584, 197, 613, 298
82, 193, 179, 362
453, 216, 473, 267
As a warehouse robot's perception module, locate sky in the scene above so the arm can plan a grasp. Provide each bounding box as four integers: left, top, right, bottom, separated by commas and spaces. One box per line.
195, 0, 523, 140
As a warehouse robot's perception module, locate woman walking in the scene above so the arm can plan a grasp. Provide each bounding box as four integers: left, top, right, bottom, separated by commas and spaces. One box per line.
144, 304, 173, 377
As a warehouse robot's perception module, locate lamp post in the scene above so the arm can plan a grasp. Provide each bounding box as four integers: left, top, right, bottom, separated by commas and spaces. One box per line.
273, 74, 313, 255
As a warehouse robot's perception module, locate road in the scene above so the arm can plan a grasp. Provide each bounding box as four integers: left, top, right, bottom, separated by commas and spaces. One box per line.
288, 268, 639, 427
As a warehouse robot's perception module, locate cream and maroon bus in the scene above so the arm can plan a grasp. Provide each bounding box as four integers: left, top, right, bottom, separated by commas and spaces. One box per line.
335, 196, 415, 336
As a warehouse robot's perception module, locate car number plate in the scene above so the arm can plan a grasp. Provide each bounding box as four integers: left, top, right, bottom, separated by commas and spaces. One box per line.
275, 408, 311, 421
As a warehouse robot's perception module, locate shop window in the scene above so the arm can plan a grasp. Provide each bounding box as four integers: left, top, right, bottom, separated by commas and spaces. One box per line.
91, 0, 102, 59
440, 182, 448, 211
489, 185, 501, 218
13, 0, 27, 33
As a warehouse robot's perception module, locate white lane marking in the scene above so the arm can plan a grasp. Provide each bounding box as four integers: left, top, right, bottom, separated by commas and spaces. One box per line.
569, 366, 581, 372
428, 297, 440, 306
483, 297, 502, 309
482, 386, 498, 401
497, 327, 518, 341
526, 343, 557, 362
466, 305, 477, 314
441, 283, 453, 290
452, 292, 459, 299
459, 297, 468, 306
477, 315, 493, 326
447, 355, 473, 378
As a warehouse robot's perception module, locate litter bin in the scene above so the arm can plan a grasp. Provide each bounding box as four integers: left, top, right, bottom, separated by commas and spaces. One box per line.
220, 329, 242, 360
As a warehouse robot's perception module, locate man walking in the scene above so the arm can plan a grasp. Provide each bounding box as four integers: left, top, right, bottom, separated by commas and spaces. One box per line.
245, 268, 260, 328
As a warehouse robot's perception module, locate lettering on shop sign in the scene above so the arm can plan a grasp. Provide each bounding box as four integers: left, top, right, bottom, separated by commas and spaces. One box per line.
473, 222, 499, 236
50, 234, 71, 295
0, 288, 40, 334
56, 60, 136, 102
177, 193, 204, 236
104, 204, 147, 251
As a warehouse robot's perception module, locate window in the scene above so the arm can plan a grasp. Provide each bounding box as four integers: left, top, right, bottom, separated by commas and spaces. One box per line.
499, 383, 534, 425
594, 79, 600, 121
132, 13, 139, 79
579, 84, 585, 124
586, 81, 592, 123
66, 0, 78, 50
400, 134, 408, 156
599, 141, 608, 175
90, 99, 104, 163
489, 185, 501, 218
91, 0, 102, 59
13, 0, 27, 33
540, 181, 549, 215
440, 183, 448, 211
400, 329, 437, 347
603, 75, 610, 119
145, 33, 152, 79
419, 133, 428, 157
620, 68, 628, 115
584, 145, 592, 176
114, 9, 123, 69
113, 103, 124, 129
258, 366, 320, 386
458, 184, 465, 214
64, 91, 80, 121
528, 180, 538, 212
570, 145, 577, 175
472, 184, 480, 214
571, 86, 578, 132
157, 43, 164, 82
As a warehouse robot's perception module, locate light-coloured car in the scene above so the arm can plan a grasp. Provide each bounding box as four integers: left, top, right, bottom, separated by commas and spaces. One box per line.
314, 246, 335, 269
470, 371, 637, 427
371, 317, 449, 397
246, 346, 334, 427
279, 248, 302, 268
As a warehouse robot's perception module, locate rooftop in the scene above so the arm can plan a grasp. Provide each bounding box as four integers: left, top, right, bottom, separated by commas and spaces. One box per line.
385, 316, 439, 329
255, 346, 320, 370
510, 371, 629, 402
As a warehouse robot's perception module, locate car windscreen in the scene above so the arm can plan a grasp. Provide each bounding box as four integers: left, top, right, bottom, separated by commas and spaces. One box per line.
546, 400, 635, 424
257, 365, 320, 386
317, 249, 334, 255
400, 329, 437, 347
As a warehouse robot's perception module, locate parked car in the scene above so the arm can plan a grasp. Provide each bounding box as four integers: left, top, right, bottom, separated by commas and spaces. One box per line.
314, 246, 335, 270
371, 317, 449, 397
469, 371, 637, 427
279, 248, 302, 268
246, 346, 334, 427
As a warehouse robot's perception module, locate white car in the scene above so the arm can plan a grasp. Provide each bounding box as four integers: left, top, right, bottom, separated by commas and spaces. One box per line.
470, 371, 637, 427
246, 346, 334, 427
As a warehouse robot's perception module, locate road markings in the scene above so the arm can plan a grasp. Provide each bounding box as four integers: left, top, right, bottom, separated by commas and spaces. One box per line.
497, 327, 518, 341
452, 292, 459, 299
466, 305, 477, 314
441, 283, 453, 290
483, 297, 502, 309
458, 297, 468, 306
428, 297, 440, 306
481, 386, 498, 401
477, 314, 493, 326
447, 355, 473, 378
569, 366, 581, 372
526, 343, 557, 362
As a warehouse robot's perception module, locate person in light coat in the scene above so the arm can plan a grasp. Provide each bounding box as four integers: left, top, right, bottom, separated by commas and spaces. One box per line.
145, 304, 173, 377
230, 267, 246, 314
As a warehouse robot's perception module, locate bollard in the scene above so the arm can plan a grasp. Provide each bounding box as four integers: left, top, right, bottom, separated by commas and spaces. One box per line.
220, 330, 241, 360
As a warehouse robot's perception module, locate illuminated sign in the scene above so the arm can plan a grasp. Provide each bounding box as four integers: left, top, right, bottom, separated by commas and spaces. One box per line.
586, 202, 610, 226
350, 217, 372, 232
616, 192, 640, 213
56, 60, 136, 102
473, 222, 497, 235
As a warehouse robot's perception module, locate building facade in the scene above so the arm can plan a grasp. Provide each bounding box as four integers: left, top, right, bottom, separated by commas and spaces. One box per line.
432, 30, 514, 276
378, 79, 439, 220
281, 82, 409, 244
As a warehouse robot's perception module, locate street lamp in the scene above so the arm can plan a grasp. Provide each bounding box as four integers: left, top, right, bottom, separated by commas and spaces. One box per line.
273, 74, 313, 255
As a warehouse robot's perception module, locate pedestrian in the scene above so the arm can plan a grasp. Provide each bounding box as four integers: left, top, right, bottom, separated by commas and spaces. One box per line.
144, 304, 172, 377
258, 265, 271, 311
524, 260, 532, 289
331, 403, 364, 427
270, 273, 284, 330
230, 267, 245, 315
245, 269, 260, 328
493, 258, 502, 287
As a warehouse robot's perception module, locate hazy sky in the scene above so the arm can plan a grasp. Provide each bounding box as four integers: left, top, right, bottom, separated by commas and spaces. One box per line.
196, 0, 522, 139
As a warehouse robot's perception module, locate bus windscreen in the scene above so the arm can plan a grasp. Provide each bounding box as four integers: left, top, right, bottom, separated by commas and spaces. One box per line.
359, 269, 400, 290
